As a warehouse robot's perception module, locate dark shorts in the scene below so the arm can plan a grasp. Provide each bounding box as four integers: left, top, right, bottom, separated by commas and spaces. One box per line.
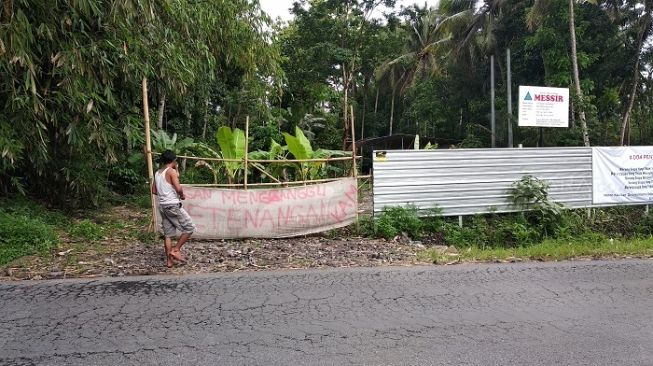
159, 204, 195, 237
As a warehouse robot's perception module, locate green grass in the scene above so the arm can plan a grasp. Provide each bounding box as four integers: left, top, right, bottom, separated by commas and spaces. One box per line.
0, 212, 58, 266
69, 220, 105, 242
0, 198, 71, 228
419, 235, 653, 264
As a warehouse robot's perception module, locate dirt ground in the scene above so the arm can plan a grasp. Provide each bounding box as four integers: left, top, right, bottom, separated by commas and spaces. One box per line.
0, 195, 437, 280
1, 234, 430, 281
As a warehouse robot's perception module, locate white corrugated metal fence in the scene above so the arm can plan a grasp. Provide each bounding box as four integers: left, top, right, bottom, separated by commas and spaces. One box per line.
372, 147, 593, 216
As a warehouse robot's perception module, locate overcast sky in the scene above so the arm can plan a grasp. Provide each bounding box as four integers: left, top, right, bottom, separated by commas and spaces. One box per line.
260, 0, 440, 22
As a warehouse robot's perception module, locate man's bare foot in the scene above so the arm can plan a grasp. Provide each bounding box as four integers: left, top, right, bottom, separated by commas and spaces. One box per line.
166, 257, 174, 268
169, 250, 186, 263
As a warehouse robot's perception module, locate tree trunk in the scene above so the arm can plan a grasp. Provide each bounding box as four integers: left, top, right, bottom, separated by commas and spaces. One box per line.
342, 65, 350, 150
569, 0, 590, 146
620, 10, 651, 146
182, 108, 191, 172
389, 88, 395, 136
361, 93, 366, 140
157, 91, 166, 130
374, 87, 379, 118
361, 76, 368, 140
202, 98, 210, 140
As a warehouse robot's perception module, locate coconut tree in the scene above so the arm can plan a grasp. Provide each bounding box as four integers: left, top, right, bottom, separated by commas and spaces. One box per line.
619, 0, 653, 145
375, 9, 454, 135
526, 0, 600, 146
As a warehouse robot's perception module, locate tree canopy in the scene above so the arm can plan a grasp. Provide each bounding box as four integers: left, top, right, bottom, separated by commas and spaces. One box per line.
2, 0, 653, 206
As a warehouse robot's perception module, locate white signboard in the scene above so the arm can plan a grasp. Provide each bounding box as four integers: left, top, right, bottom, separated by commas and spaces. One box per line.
592, 147, 653, 204
518, 86, 569, 127
156, 178, 358, 239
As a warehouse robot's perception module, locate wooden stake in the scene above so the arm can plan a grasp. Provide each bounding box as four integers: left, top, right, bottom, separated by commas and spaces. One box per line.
350, 105, 357, 179
244, 116, 249, 190
350, 105, 359, 226
142, 78, 156, 232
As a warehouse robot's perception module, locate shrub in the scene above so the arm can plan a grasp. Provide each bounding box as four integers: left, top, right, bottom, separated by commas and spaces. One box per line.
373, 205, 423, 240
422, 207, 444, 235
510, 175, 565, 238
442, 217, 489, 247
0, 198, 70, 227
0, 212, 58, 266
489, 216, 539, 247
108, 166, 145, 195
69, 220, 104, 242
634, 211, 653, 237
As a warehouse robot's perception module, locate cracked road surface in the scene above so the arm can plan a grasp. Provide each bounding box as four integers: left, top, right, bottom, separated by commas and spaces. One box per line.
1, 259, 653, 366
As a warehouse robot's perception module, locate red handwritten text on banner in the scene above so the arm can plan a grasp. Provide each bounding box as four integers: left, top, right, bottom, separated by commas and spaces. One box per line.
156, 178, 358, 239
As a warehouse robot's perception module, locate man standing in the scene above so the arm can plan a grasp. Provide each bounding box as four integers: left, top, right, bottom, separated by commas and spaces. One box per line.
152, 150, 195, 268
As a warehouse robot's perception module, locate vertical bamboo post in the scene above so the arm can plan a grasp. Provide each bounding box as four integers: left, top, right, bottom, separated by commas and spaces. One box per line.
244, 115, 249, 191
142, 78, 156, 231
350, 105, 357, 179
350, 105, 359, 227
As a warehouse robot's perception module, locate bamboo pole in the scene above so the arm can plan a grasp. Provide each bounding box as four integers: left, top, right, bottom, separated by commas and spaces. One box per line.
142, 77, 156, 232
185, 175, 372, 188
251, 163, 282, 183
244, 116, 249, 190
350, 105, 359, 226
163, 154, 362, 164
350, 105, 357, 178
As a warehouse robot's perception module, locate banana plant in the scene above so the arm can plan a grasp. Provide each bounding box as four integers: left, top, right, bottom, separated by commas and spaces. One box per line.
283, 126, 350, 181
216, 126, 246, 184
248, 139, 291, 182
146, 130, 219, 174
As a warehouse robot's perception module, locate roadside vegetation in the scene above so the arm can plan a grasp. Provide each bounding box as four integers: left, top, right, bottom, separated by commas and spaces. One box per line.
365, 176, 653, 264
3, 1, 653, 274
2, 176, 652, 272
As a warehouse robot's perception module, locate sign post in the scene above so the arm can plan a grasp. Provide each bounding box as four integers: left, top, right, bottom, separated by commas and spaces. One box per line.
518, 86, 569, 128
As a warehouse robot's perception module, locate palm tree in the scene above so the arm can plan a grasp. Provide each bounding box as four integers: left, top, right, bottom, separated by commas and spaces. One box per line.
378, 11, 454, 89
619, 0, 652, 145
567, 0, 591, 146
375, 9, 454, 135
375, 62, 409, 135
527, 0, 594, 146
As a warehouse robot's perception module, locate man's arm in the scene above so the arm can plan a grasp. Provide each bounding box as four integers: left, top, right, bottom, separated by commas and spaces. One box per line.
151, 180, 158, 195
169, 168, 185, 200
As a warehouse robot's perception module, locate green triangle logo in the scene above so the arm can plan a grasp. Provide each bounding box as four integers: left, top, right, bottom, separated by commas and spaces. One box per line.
524, 92, 533, 101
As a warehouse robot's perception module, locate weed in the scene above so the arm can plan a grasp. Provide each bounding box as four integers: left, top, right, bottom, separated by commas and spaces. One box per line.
422, 207, 444, 235
419, 233, 653, 264
373, 205, 423, 240
0, 212, 58, 266
510, 175, 565, 238
69, 220, 104, 242
136, 230, 159, 244
0, 198, 71, 228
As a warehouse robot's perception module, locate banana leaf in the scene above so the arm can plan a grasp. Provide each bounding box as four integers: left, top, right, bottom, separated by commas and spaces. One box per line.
216, 126, 246, 183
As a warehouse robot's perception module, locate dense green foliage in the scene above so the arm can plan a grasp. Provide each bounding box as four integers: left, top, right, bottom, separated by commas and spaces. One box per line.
0, 199, 62, 265
1, 0, 281, 206
365, 204, 653, 249
2, 0, 653, 208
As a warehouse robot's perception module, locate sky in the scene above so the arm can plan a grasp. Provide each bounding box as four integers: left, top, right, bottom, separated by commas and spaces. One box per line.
259, 0, 440, 22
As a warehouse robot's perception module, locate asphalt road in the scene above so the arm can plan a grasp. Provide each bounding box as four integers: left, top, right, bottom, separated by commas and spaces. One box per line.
1, 259, 653, 366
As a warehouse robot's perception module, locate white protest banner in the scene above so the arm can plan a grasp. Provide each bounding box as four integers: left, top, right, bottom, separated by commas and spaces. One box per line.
156, 178, 358, 239
592, 147, 653, 204
518, 86, 569, 127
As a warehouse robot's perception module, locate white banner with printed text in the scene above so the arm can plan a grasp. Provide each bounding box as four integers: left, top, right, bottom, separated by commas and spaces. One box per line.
156, 178, 358, 239
592, 147, 653, 204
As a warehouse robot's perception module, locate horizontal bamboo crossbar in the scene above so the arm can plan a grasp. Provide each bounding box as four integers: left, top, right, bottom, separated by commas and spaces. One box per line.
154, 152, 361, 164
184, 175, 371, 188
